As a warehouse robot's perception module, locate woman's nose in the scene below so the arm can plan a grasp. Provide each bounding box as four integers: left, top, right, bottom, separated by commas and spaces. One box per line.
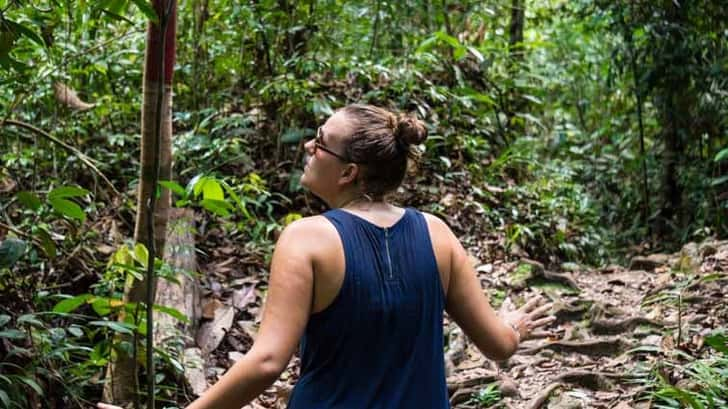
304, 138, 315, 153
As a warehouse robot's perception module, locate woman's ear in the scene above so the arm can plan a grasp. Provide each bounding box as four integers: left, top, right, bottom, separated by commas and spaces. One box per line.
338, 163, 360, 186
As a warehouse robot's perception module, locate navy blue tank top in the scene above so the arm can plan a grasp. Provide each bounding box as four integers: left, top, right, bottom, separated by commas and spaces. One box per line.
287, 207, 449, 409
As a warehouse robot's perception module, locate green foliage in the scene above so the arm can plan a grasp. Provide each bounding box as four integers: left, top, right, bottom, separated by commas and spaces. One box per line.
2, 0, 728, 406
644, 329, 728, 409
470, 382, 501, 407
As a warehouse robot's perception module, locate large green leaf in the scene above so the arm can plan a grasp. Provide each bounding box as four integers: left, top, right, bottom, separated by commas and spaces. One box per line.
0, 238, 26, 268
49, 198, 85, 222
200, 199, 233, 217
48, 186, 90, 200
202, 178, 224, 201
53, 294, 93, 314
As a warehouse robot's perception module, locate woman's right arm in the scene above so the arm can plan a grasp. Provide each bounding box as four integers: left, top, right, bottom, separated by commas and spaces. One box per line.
426, 214, 552, 361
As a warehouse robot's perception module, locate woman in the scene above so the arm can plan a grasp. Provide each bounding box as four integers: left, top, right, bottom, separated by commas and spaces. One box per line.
100, 104, 553, 409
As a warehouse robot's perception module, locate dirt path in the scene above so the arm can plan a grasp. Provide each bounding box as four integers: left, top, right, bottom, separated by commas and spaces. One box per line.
196, 234, 728, 409
444, 240, 728, 408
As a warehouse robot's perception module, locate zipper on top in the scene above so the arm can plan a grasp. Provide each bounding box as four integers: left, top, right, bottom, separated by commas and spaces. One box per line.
384, 227, 393, 279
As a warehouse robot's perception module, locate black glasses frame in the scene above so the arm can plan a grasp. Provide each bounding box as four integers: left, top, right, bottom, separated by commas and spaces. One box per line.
314, 126, 351, 162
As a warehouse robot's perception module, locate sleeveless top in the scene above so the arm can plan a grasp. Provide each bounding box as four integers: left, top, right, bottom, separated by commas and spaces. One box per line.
287, 207, 449, 409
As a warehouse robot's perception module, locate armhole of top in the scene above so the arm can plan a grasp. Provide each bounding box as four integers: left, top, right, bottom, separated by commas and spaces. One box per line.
309, 211, 350, 318
415, 210, 448, 301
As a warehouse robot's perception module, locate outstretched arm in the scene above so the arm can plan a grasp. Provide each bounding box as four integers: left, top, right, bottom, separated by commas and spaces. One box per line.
185, 219, 315, 409
99, 218, 317, 409
428, 214, 553, 361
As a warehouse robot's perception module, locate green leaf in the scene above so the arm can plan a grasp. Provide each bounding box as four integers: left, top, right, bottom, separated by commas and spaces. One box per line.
49, 198, 85, 222
159, 180, 186, 197
133, 243, 149, 268
67, 326, 84, 337
17, 314, 43, 327
714, 147, 728, 163
0, 238, 26, 268
16, 191, 41, 211
4, 20, 44, 47
200, 199, 233, 217
435, 31, 462, 50
53, 294, 93, 313
704, 332, 728, 354
153, 304, 189, 323
48, 186, 90, 200
35, 228, 56, 259
0, 315, 10, 327
710, 174, 728, 187
130, 0, 159, 23
0, 329, 25, 340
187, 174, 205, 197
19, 376, 44, 396
89, 320, 135, 335
0, 389, 9, 408
91, 298, 111, 316
202, 178, 224, 201
415, 35, 438, 54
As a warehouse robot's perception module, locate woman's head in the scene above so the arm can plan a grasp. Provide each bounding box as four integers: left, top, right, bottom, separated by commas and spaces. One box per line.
301, 104, 427, 205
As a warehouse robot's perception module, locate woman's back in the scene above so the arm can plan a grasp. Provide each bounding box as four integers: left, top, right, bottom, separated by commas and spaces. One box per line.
287, 207, 449, 409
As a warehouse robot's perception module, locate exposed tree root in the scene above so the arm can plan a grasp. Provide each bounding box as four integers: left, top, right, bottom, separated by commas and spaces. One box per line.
542, 270, 580, 290
555, 370, 621, 390
525, 382, 561, 409
591, 316, 663, 335
446, 371, 499, 393
520, 337, 632, 356
553, 300, 592, 324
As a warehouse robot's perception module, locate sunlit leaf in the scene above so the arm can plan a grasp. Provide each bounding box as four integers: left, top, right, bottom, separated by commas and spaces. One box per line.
53, 294, 93, 313
48, 186, 90, 199
49, 197, 85, 222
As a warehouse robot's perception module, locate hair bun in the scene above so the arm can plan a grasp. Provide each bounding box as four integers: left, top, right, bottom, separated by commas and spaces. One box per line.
394, 115, 428, 145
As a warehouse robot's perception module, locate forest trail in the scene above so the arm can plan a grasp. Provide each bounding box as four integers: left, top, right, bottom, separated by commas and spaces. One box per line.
195, 233, 727, 409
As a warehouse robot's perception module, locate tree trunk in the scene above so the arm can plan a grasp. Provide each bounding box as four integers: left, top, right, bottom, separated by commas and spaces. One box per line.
103, 0, 177, 405
506, 0, 525, 136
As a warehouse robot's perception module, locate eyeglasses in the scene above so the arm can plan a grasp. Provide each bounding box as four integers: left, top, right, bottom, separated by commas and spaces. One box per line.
314, 126, 350, 162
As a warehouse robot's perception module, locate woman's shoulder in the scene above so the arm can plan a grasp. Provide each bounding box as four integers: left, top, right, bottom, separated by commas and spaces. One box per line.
277, 215, 339, 242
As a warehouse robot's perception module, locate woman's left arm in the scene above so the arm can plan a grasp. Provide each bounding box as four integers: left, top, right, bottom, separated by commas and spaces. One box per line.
186, 219, 316, 409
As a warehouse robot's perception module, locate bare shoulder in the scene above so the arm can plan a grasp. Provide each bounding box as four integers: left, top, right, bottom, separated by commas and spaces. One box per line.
275, 215, 339, 249
420, 211, 455, 238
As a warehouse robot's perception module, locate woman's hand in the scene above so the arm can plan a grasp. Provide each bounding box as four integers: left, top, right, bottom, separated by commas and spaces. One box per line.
499, 296, 555, 342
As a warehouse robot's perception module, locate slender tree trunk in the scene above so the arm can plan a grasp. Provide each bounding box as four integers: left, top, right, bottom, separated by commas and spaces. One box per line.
192, 0, 209, 111
369, 0, 381, 59
103, 1, 177, 405
506, 0, 525, 136
657, 2, 690, 234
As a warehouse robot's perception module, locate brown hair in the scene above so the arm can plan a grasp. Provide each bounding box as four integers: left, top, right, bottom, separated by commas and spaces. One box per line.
340, 104, 428, 199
